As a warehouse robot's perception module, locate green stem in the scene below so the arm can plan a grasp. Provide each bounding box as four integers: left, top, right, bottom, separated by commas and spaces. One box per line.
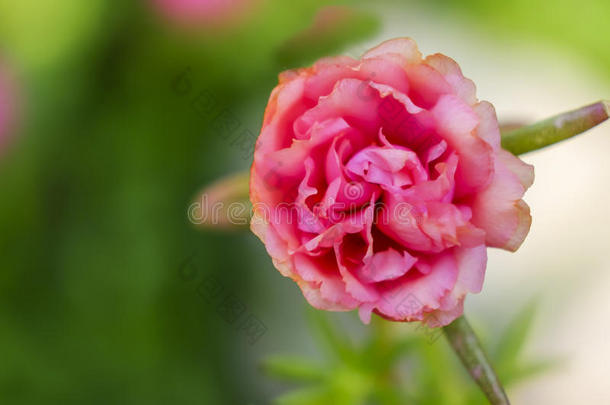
501, 100, 609, 155
443, 316, 510, 405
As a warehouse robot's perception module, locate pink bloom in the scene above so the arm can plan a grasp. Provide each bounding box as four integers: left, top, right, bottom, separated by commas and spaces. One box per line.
0, 63, 16, 154
250, 38, 534, 327
151, 0, 254, 27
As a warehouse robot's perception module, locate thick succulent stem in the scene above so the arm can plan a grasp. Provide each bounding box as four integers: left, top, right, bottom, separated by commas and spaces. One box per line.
501, 100, 609, 155
443, 316, 510, 405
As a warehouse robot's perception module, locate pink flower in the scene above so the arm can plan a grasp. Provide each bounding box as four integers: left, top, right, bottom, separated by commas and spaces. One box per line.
151, 0, 254, 28
0, 63, 16, 154
250, 38, 534, 327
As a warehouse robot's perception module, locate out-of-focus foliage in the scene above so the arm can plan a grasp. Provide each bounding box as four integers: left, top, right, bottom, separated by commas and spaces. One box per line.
275, 5, 380, 69
264, 304, 558, 405
0, 0, 108, 71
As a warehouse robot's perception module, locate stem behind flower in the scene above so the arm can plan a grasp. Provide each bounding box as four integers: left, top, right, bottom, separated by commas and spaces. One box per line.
501, 100, 609, 155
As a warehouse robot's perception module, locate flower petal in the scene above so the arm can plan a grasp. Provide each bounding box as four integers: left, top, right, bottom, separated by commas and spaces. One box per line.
425, 245, 487, 327
432, 94, 494, 196
363, 37, 422, 64
358, 248, 418, 283
425, 53, 477, 106
470, 156, 533, 251
373, 250, 459, 321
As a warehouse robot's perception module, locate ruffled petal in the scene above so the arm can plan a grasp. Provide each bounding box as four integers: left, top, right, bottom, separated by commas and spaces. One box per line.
405, 63, 453, 109
357, 248, 418, 283
432, 94, 494, 196
472, 101, 501, 150
373, 250, 459, 321
497, 149, 535, 189
250, 213, 294, 277
345, 144, 428, 189
294, 252, 359, 310
425, 53, 477, 106
470, 155, 533, 251
363, 37, 423, 64
294, 78, 385, 138
425, 244, 487, 327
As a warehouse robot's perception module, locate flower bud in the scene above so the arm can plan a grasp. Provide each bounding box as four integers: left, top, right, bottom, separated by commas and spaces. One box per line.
0, 62, 17, 155
189, 171, 251, 230
151, 0, 256, 29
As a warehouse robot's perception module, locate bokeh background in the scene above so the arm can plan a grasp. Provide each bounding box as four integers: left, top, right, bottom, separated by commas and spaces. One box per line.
1, 0, 609, 404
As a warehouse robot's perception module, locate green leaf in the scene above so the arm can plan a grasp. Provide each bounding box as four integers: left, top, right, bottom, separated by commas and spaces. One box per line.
372, 335, 418, 370
262, 355, 327, 383
273, 387, 329, 405
504, 358, 563, 386
306, 308, 358, 363
271, 366, 373, 405
360, 317, 416, 371
493, 299, 538, 369
501, 100, 609, 155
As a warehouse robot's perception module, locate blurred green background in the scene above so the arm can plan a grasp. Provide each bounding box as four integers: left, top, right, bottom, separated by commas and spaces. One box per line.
1, 0, 609, 404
